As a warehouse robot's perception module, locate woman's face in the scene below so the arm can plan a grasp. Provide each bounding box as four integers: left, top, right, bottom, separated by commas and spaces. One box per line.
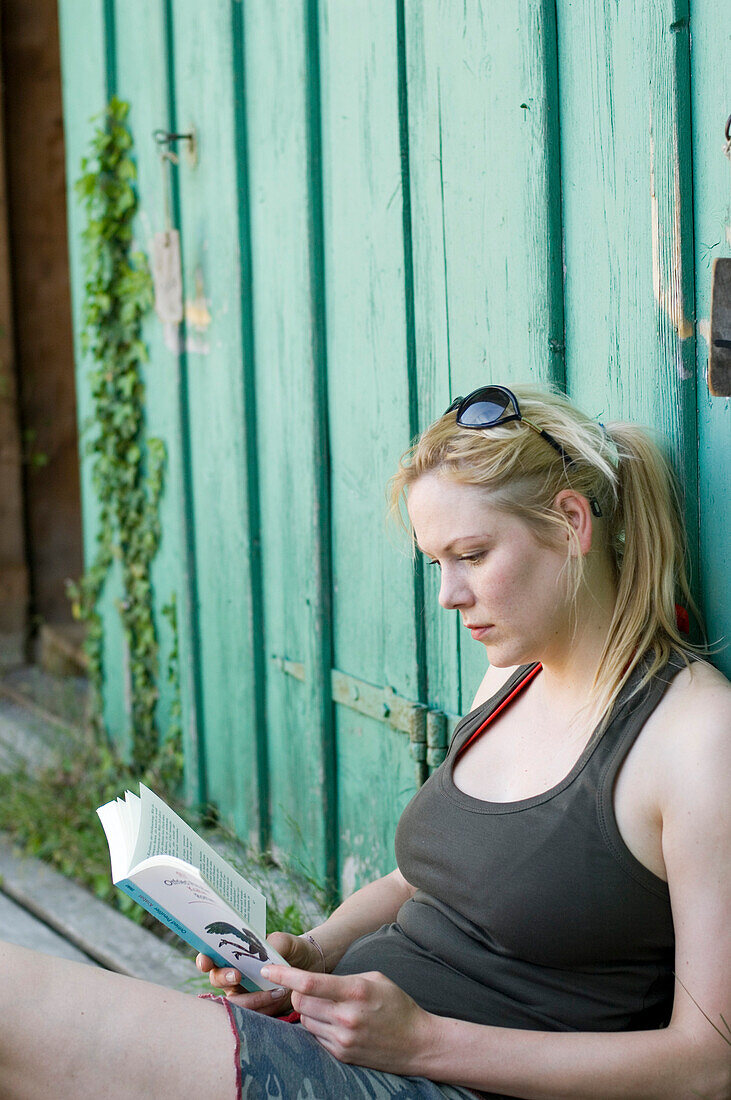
407, 472, 573, 668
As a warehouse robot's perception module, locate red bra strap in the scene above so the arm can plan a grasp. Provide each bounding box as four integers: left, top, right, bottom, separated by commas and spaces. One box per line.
457, 663, 542, 758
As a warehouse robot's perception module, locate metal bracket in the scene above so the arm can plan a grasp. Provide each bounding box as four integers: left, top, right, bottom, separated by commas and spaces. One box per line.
153, 127, 198, 167
272, 656, 460, 783
709, 258, 731, 396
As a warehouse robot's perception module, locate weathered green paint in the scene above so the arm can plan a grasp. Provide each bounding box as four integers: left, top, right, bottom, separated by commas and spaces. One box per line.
59, 0, 731, 899
57, 1, 128, 744
166, 0, 268, 845
557, 0, 699, 566
403, 1, 567, 717
318, 0, 421, 892
111, 1, 203, 803
241, 0, 337, 885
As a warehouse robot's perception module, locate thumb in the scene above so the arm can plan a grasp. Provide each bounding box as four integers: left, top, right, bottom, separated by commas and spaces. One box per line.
268, 932, 314, 968
267, 931, 322, 971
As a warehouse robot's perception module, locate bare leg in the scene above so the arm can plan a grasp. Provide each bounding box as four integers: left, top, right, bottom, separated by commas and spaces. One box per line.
0, 941, 237, 1100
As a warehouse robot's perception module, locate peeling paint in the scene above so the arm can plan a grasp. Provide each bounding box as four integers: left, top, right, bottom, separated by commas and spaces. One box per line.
185, 295, 212, 330
185, 266, 212, 355
163, 321, 182, 354
650, 121, 660, 304
649, 105, 693, 368
670, 129, 693, 342
697, 318, 711, 346
341, 853, 378, 897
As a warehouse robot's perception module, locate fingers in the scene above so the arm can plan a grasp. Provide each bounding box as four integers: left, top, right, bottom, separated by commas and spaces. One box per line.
196, 953, 291, 1012
196, 955, 243, 994
261, 965, 371, 1004
225, 986, 291, 1015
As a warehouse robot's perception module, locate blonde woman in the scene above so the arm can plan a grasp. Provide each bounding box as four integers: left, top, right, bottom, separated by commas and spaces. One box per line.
2, 386, 728, 1099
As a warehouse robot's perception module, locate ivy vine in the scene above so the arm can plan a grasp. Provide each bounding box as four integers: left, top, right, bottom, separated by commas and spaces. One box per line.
157, 595, 184, 794
68, 96, 171, 777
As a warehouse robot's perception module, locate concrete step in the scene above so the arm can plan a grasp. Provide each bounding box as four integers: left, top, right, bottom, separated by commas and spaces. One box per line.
0, 836, 202, 990
0, 888, 99, 966
1, 661, 89, 730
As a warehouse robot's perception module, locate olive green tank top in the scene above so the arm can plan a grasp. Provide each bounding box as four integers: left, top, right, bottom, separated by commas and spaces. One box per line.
335, 657, 681, 1034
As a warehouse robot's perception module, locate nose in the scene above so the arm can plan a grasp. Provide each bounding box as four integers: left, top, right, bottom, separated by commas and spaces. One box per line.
438, 565, 473, 611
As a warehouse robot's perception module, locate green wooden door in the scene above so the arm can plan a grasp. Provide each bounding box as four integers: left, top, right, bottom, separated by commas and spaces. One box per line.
59, 0, 730, 898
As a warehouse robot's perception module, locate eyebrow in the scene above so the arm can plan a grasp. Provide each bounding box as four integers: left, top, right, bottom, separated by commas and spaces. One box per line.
415, 536, 488, 555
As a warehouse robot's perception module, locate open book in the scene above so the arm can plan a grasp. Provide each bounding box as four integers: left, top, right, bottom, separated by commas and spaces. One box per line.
97, 784, 288, 991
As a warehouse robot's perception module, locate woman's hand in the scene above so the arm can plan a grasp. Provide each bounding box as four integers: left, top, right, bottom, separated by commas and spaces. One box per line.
259, 963, 435, 1073
196, 932, 321, 1016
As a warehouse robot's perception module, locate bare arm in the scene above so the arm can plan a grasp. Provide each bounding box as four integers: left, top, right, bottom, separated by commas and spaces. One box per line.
307, 867, 415, 971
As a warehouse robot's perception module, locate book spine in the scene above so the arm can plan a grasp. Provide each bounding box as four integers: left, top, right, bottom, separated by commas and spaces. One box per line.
116, 878, 257, 991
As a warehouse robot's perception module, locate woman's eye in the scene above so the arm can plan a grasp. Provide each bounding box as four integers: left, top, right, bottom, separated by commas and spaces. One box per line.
427, 559, 440, 568
460, 552, 485, 565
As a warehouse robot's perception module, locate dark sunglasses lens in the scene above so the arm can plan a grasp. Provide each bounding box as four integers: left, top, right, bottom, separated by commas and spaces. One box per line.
458, 389, 512, 427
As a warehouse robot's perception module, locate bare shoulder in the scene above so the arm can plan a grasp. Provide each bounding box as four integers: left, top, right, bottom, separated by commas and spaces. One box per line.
650, 658, 731, 802
469, 662, 521, 710
658, 658, 730, 737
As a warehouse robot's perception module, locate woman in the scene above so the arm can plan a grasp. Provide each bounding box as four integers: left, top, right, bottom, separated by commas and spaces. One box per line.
2, 385, 728, 1099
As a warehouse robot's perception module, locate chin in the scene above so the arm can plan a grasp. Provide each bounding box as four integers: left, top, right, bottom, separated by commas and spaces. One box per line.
483, 640, 539, 668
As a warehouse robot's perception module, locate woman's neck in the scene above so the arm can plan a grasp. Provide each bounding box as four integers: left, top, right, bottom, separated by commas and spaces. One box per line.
538, 555, 618, 714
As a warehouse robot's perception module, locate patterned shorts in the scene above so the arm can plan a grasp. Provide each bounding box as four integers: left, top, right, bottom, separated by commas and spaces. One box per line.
210, 997, 485, 1100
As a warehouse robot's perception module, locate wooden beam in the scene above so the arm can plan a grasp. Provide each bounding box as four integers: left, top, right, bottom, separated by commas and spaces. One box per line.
0, 7, 29, 665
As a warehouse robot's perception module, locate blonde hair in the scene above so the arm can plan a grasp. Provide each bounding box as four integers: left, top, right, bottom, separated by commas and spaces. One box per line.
390, 385, 702, 724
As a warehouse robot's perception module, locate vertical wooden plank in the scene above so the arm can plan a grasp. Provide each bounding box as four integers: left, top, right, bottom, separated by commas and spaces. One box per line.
239, 0, 335, 884
58, 0, 130, 742
0, 8, 29, 665
169, 0, 265, 842
395, 0, 428, 717
404, 0, 564, 712
112, 1, 202, 793
690, 0, 731, 675
319, 0, 420, 893
557, 0, 698, 565
304, 0, 339, 896
2, 0, 81, 632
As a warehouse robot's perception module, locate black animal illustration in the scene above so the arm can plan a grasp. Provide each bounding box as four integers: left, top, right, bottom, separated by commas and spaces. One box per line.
205, 921, 269, 963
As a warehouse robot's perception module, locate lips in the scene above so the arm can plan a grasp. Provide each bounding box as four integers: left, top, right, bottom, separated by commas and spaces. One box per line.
465, 623, 493, 640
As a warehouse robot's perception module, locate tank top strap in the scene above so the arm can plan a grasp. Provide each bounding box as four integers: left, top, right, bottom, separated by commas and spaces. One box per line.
448, 663, 542, 758
590, 651, 689, 768
592, 652, 689, 897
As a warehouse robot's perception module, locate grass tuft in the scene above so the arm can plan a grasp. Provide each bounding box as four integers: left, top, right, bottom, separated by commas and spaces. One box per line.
0, 732, 326, 939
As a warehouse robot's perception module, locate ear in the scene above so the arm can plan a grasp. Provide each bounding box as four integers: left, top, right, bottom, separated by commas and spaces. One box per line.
553, 490, 594, 556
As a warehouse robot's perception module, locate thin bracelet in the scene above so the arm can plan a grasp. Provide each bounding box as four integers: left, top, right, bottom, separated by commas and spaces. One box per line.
302, 933, 326, 972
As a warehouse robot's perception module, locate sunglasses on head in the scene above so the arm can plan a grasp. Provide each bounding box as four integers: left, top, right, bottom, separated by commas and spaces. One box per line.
446, 385, 602, 517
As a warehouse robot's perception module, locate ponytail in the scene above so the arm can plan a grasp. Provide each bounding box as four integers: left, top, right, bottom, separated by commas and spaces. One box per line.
591, 423, 702, 721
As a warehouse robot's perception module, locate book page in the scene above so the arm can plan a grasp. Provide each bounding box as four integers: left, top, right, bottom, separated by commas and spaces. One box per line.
131, 785, 266, 934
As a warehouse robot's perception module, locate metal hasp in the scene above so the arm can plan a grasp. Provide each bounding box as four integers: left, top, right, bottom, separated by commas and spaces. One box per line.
709, 258, 731, 396
152, 128, 198, 167
273, 656, 458, 786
